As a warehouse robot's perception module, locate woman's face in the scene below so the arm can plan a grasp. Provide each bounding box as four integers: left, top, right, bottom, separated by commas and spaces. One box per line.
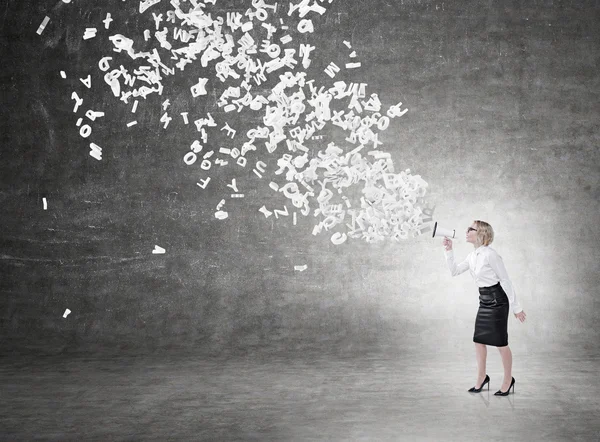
466, 223, 478, 244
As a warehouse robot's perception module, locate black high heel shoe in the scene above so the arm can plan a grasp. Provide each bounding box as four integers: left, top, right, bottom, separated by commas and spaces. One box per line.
468, 374, 490, 393
494, 377, 515, 396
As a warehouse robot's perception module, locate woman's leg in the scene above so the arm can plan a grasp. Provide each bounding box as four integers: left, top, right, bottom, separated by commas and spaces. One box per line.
475, 342, 487, 386
497, 345, 513, 390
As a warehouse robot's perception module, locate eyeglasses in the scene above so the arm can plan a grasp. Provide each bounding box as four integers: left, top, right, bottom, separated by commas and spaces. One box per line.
467, 227, 478, 233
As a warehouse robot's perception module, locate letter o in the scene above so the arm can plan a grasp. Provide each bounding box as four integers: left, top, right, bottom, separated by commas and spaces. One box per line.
255, 8, 268, 21
377, 116, 390, 131
184, 152, 197, 165
79, 125, 92, 138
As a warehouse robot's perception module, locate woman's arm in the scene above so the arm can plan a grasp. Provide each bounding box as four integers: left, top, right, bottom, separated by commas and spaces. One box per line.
488, 250, 523, 314
444, 249, 470, 276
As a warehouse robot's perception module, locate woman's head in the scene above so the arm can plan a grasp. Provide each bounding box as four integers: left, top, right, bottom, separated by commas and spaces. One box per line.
465, 220, 494, 247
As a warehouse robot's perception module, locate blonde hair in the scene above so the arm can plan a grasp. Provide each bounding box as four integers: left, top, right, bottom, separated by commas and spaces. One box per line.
474, 220, 494, 247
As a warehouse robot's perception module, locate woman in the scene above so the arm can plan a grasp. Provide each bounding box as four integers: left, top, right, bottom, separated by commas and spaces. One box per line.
443, 220, 526, 396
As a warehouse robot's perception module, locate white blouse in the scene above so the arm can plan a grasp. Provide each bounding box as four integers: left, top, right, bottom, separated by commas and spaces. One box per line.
444, 245, 523, 314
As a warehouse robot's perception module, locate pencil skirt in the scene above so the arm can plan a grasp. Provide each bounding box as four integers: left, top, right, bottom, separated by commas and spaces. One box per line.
473, 282, 509, 347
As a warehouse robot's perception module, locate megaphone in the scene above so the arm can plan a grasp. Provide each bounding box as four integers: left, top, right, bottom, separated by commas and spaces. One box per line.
432, 221, 456, 239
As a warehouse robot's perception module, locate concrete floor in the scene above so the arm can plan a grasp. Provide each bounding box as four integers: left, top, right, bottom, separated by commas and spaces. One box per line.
1, 350, 598, 441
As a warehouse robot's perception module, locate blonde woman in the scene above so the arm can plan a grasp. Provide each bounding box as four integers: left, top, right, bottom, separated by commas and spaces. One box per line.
443, 220, 527, 396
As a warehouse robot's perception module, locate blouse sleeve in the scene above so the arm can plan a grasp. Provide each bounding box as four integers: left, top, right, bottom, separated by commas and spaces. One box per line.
444, 249, 470, 276
487, 250, 523, 314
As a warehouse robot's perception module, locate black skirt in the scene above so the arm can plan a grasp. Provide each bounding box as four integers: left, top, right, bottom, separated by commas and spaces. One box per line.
473, 282, 509, 347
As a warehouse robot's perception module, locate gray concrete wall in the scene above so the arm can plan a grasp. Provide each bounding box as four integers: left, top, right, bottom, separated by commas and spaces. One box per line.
1, 0, 598, 357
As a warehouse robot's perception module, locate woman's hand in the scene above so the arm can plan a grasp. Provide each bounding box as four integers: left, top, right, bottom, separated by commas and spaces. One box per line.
514, 311, 526, 322
443, 237, 453, 251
